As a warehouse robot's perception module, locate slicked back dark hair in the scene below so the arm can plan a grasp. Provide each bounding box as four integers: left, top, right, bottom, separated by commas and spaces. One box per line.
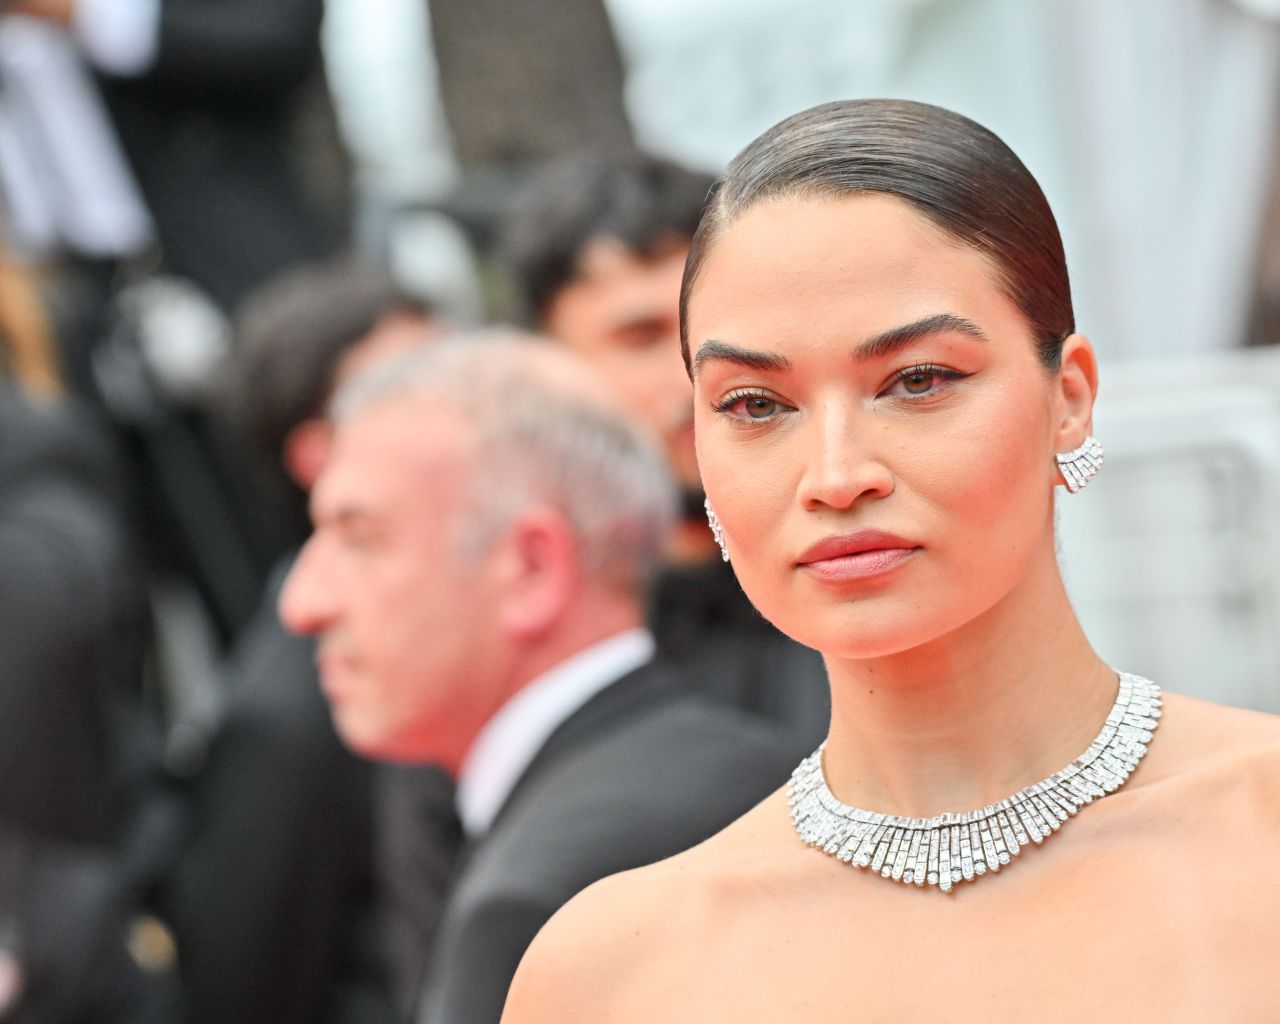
680, 99, 1073, 373
501, 151, 715, 323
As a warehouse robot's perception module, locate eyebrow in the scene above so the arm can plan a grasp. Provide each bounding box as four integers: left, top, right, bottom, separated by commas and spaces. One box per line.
691, 340, 792, 377
853, 313, 989, 361
692, 312, 987, 378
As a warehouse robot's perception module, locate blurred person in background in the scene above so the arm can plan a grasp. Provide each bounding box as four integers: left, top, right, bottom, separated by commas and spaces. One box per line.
1, 0, 345, 316
0, 0, 351, 647
224, 257, 440, 545
0, 233, 177, 1021
280, 335, 794, 1024
501, 153, 829, 750
164, 256, 448, 1024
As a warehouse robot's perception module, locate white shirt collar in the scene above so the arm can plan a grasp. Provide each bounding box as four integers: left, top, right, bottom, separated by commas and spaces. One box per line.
455, 627, 655, 838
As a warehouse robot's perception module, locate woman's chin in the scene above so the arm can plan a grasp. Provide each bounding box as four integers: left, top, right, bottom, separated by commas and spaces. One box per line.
767, 605, 963, 663
773, 623, 928, 662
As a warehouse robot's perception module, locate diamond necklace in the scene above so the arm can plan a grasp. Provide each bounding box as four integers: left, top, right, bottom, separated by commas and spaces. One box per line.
787, 671, 1161, 893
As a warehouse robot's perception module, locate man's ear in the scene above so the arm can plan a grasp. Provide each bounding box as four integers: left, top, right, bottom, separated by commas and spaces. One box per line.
494, 506, 580, 640
1053, 333, 1099, 453
282, 419, 332, 491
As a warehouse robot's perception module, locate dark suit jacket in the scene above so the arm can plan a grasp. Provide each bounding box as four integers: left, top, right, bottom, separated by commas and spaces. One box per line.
0, 389, 144, 842
0, 391, 174, 1019
0, 822, 179, 1024
97, 0, 346, 311
163, 559, 383, 1024
414, 662, 796, 1024
648, 557, 831, 755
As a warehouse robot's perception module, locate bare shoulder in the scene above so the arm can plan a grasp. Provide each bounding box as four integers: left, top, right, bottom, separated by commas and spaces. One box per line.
1154, 692, 1280, 761
498, 867, 662, 1024
501, 790, 793, 1023
1139, 691, 1280, 809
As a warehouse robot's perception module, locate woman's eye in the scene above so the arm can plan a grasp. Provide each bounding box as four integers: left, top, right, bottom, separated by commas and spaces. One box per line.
742, 396, 779, 418
885, 365, 966, 399
901, 370, 937, 395
715, 391, 788, 420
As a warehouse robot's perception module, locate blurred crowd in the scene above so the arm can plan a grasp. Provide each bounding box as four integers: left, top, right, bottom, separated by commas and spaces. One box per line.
1, 1, 1278, 1022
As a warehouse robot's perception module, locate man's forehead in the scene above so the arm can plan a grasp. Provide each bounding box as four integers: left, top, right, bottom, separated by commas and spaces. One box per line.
313, 401, 472, 513
345, 395, 474, 449
309, 451, 383, 524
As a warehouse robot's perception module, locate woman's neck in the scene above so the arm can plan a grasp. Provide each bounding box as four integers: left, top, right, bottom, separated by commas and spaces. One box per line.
821, 543, 1115, 818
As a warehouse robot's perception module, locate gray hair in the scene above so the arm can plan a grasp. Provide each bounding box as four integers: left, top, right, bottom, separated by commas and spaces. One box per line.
331, 330, 677, 596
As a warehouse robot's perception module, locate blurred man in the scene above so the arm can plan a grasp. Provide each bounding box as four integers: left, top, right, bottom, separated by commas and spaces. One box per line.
166, 258, 444, 1024
281, 335, 792, 1024
227, 257, 439, 540
502, 154, 706, 543
501, 153, 829, 746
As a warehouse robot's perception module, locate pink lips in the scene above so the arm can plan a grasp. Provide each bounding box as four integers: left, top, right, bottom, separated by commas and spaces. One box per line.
795, 529, 920, 583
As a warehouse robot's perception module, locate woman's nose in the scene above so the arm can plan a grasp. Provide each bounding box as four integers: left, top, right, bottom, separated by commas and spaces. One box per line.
795, 400, 894, 511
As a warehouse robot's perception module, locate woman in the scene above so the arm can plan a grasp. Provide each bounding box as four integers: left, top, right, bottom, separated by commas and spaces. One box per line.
502, 99, 1280, 1021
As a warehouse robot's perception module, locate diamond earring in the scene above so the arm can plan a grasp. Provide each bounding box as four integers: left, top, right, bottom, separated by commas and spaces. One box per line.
1055, 435, 1104, 494
704, 498, 730, 562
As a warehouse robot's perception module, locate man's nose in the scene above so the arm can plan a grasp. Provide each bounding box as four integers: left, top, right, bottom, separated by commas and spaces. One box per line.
278, 538, 335, 636
795, 399, 895, 512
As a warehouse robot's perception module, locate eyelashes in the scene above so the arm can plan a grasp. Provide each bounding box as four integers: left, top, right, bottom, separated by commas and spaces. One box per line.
712, 363, 971, 421
887, 363, 970, 397
712, 389, 786, 418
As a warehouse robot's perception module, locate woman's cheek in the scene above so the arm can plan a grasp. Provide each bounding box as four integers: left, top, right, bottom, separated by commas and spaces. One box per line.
932, 410, 1052, 575
711, 439, 796, 551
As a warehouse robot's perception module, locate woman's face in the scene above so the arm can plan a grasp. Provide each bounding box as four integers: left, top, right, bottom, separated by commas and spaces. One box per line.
688, 194, 1079, 659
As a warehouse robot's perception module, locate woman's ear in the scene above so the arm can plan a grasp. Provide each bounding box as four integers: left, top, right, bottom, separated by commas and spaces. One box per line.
1053, 333, 1099, 452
